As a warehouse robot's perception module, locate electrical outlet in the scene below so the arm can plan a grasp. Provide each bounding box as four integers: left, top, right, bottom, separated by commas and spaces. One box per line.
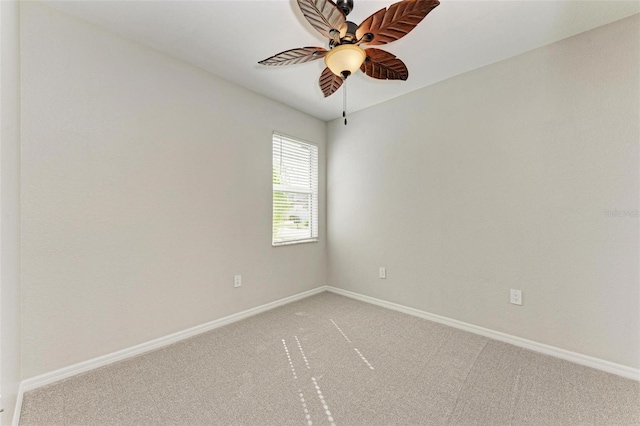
510, 289, 522, 305
234, 275, 242, 288
379, 267, 386, 279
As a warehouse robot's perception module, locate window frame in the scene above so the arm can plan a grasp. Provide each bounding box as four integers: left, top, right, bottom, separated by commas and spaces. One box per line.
272, 132, 319, 247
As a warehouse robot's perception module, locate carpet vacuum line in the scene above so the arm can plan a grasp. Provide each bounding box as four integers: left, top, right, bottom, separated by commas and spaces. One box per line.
330, 319, 375, 370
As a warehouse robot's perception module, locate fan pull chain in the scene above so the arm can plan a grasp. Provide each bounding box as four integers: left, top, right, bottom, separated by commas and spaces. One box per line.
343, 78, 347, 125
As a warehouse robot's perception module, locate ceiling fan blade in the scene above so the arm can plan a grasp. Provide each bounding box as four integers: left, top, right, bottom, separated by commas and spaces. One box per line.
258, 47, 328, 66
356, 0, 439, 46
360, 48, 408, 80
319, 67, 343, 97
298, 0, 347, 40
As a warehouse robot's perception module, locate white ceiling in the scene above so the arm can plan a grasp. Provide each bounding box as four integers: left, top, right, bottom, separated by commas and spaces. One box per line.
44, 0, 639, 121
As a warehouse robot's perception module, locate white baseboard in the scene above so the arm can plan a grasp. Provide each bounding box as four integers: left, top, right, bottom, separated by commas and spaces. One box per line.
12, 385, 23, 426
326, 286, 640, 381
13, 285, 328, 425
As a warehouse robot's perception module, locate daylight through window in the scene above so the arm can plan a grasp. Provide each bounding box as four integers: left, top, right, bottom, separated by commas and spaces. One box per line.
272, 133, 318, 246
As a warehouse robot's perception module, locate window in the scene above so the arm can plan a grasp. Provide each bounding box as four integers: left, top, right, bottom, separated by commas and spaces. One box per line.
272, 133, 318, 246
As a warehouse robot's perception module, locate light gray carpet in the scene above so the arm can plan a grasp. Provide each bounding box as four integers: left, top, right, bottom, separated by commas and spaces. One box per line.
19, 292, 640, 425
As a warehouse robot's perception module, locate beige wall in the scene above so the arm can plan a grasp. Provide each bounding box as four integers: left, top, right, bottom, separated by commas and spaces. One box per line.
1, 0, 21, 422
20, 2, 327, 379
18, 1, 639, 382
327, 15, 639, 368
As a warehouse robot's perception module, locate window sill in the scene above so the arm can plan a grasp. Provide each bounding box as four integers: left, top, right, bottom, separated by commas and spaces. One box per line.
272, 239, 319, 247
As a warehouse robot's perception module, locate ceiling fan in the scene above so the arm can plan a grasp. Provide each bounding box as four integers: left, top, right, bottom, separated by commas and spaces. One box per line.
258, 0, 440, 106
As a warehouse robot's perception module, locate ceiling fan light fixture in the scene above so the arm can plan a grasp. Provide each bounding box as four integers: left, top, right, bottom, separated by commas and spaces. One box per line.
324, 44, 366, 78
259, 0, 440, 98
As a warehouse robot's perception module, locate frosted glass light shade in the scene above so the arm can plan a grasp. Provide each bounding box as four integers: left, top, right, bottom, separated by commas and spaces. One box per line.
324, 44, 366, 77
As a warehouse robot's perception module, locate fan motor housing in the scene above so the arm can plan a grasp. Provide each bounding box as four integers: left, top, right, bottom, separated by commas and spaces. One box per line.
330, 21, 358, 47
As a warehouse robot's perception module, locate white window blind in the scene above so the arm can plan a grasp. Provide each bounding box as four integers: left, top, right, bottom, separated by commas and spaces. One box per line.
272, 133, 318, 246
